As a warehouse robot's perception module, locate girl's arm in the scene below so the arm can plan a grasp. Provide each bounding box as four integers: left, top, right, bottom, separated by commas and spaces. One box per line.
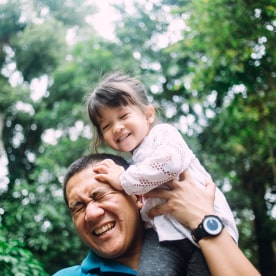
145, 171, 261, 276
121, 124, 194, 194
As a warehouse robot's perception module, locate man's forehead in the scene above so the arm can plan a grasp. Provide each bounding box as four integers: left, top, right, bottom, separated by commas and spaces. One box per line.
67, 167, 112, 192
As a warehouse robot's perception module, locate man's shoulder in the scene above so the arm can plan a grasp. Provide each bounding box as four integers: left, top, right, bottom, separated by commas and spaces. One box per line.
52, 265, 82, 276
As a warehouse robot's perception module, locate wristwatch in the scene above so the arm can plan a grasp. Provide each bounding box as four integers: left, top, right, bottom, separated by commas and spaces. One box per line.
191, 215, 224, 243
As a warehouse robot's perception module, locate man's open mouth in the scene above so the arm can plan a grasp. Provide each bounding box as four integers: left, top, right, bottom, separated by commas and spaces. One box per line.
94, 222, 115, 236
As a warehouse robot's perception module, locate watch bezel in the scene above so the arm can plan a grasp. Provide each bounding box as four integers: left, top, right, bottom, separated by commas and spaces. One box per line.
202, 215, 224, 235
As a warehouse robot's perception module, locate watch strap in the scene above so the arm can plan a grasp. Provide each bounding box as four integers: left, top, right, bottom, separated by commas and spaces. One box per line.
191, 223, 208, 243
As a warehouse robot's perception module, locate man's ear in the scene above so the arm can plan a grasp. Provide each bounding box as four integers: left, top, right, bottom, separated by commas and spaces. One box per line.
146, 105, 155, 124
136, 195, 143, 209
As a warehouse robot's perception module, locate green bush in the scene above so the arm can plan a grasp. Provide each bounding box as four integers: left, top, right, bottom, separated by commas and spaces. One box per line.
0, 230, 48, 276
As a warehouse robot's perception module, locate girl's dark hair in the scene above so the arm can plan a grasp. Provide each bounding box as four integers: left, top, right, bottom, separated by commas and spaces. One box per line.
87, 72, 150, 151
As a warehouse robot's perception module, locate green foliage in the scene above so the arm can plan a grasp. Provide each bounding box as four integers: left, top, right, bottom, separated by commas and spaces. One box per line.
11, 20, 66, 81
0, 0, 275, 275
177, 0, 276, 274
34, 0, 95, 27
0, 228, 48, 275
0, 0, 25, 43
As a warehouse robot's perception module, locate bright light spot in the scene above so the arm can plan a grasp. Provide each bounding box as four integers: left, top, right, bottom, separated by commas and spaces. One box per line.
178, 116, 188, 133
165, 105, 176, 118
12, 124, 25, 148
194, 103, 202, 115
205, 108, 215, 119
181, 103, 189, 114
186, 114, 195, 126
133, 51, 141, 60
154, 17, 185, 49
69, 120, 87, 141
51, 187, 63, 198
15, 101, 35, 115
86, 0, 122, 40
272, 206, 276, 218
26, 151, 36, 163
34, 214, 43, 222
21, 189, 28, 196
1, 60, 24, 87
30, 75, 48, 102
42, 129, 63, 145
66, 27, 78, 45
254, 8, 261, 18
222, 179, 232, 192
232, 84, 247, 97
207, 91, 217, 104
9, 71, 24, 86
41, 220, 52, 232
22, 197, 30, 205
265, 188, 276, 218
83, 125, 92, 139
150, 84, 161, 94
13, 191, 21, 198
0, 153, 9, 194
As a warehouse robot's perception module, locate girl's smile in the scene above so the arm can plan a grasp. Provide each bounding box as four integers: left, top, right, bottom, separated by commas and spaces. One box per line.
98, 105, 154, 153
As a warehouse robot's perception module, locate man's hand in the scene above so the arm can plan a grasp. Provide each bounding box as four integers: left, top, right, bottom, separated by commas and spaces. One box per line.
145, 170, 216, 230
93, 159, 125, 191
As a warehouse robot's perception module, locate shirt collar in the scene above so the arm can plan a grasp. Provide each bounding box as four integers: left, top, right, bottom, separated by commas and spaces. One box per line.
81, 250, 137, 275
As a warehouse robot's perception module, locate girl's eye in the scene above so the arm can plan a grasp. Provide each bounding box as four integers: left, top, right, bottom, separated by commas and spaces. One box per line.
120, 113, 129, 119
101, 124, 110, 131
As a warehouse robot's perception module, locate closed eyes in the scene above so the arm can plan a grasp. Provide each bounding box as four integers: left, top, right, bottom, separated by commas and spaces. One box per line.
101, 123, 111, 131
120, 113, 130, 119
69, 201, 85, 215
69, 191, 117, 216
100, 113, 130, 131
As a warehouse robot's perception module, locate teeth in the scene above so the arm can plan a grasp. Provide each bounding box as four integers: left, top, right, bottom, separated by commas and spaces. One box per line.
94, 222, 115, 236
118, 133, 130, 143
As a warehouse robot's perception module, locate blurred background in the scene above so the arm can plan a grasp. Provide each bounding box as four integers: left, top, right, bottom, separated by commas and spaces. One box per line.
0, 0, 275, 275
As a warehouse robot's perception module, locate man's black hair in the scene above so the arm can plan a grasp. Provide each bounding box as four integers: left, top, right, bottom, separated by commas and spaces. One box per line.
63, 153, 129, 206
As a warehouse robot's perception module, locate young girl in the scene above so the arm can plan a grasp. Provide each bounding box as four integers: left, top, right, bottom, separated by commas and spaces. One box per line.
87, 72, 239, 275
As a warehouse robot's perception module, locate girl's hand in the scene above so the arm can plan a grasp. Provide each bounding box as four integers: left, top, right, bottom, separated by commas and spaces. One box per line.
93, 159, 125, 191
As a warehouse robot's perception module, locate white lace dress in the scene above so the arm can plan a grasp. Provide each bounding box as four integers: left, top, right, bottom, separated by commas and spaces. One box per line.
120, 123, 239, 245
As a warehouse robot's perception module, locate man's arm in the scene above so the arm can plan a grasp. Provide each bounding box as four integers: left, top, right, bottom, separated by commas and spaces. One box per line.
145, 171, 261, 276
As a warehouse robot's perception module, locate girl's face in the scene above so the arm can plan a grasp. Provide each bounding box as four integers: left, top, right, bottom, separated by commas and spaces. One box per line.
97, 104, 154, 152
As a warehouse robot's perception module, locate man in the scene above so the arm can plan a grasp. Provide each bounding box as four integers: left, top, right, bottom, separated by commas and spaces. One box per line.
54, 153, 260, 276
54, 153, 146, 275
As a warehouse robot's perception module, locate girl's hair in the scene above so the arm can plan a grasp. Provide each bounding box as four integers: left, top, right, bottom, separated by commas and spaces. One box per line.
87, 72, 150, 151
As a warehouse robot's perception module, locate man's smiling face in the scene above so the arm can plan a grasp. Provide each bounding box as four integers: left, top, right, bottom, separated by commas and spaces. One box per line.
66, 165, 143, 260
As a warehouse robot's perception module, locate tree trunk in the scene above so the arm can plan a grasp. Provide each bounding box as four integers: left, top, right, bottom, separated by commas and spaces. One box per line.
250, 176, 275, 276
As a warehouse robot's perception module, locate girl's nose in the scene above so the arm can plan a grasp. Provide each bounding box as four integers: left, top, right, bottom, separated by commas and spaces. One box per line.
84, 201, 104, 222
113, 122, 124, 133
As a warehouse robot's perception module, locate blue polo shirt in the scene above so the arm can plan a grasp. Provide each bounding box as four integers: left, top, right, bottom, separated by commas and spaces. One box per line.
53, 250, 137, 275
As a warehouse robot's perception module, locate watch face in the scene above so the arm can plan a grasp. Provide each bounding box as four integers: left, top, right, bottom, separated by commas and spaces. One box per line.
203, 216, 223, 235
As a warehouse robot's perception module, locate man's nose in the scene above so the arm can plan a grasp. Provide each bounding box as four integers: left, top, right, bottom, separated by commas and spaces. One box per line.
84, 201, 104, 221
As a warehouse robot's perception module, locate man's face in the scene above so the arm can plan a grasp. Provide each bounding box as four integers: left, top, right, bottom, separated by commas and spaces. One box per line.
66, 165, 143, 261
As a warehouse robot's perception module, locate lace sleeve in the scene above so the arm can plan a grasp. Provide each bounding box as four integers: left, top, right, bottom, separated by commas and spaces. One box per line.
120, 124, 196, 194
